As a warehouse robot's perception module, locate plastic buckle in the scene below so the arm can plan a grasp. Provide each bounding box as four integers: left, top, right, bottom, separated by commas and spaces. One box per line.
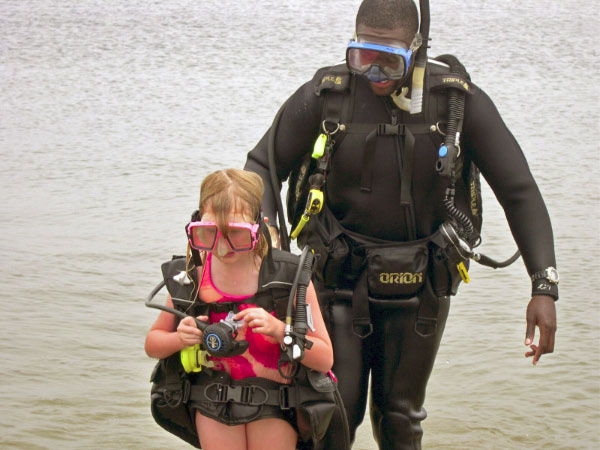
205, 383, 269, 406
414, 317, 437, 338
240, 385, 269, 406
307, 190, 323, 214
204, 383, 228, 403
377, 124, 402, 136
182, 379, 191, 404
352, 318, 373, 339
164, 379, 190, 408
279, 385, 291, 410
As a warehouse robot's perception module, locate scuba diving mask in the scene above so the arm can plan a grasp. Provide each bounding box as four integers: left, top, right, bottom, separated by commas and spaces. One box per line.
186, 220, 260, 253
346, 33, 422, 82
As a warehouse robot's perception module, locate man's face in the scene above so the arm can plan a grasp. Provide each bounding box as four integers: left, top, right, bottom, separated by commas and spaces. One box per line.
355, 24, 414, 96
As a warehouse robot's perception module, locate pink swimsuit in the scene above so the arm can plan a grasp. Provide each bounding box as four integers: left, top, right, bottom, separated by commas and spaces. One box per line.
198, 253, 291, 383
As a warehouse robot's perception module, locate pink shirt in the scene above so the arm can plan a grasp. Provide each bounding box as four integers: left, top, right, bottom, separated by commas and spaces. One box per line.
198, 253, 292, 383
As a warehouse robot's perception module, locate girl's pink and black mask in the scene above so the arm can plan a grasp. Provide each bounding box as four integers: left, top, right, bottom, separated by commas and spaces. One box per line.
186, 211, 260, 253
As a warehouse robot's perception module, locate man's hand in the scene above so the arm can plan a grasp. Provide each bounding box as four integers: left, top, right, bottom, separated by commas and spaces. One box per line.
524, 295, 557, 365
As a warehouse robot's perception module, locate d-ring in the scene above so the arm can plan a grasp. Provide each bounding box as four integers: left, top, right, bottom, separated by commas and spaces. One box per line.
434, 121, 446, 136
322, 120, 340, 135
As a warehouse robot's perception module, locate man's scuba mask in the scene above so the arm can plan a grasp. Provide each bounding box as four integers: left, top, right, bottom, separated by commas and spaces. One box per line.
346, 34, 422, 82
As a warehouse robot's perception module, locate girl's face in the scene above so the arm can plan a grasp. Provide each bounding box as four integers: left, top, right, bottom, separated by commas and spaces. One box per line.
200, 207, 256, 263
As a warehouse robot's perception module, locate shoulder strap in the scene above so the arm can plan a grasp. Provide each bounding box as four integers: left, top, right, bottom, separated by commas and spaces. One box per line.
161, 256, 198, 313
193, 250, 302, 320
315, 64, 355, 149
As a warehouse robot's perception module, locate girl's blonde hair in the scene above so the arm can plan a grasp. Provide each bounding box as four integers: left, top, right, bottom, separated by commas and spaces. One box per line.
187, 169, 269, 267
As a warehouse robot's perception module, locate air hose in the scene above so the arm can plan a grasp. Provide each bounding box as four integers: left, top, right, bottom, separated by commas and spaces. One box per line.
443, 190, 473, 238
267, 100, 292, 252
474, 249, 521, 269
282, 246, 314, 365
288, 246, 314, 337
145, 280, 249, 358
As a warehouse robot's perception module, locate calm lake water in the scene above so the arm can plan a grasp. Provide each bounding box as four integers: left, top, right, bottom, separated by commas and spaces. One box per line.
1, 1, 598, 449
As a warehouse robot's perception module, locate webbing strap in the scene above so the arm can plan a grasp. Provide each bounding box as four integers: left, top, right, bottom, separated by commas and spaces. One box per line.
341, 123, 433, 135
189, 380, 301, 409
415, 282, 440, 336
202, 293, 289, 319
351, 270, 373, 339
359, 123, 426, 195
400, 126, 415, 207
321, 75, 355, 150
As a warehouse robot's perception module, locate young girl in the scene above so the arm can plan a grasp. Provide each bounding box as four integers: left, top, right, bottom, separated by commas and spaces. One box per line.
145, 168, 334, 450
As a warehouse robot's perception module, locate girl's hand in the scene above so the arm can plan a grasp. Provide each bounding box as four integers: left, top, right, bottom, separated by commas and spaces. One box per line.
176, 315, 208, 348
235, 308, 284, 341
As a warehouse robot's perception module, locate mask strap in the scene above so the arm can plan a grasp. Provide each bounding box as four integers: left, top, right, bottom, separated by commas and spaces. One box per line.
409, 32, 423, 53
258, 211, 276, 271
188, 209, 203, 267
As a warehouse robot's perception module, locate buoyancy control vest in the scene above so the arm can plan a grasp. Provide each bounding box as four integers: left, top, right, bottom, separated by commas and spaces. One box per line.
148, 249, 350, 449
284, 56, 484, 301
287, 55, 482, 248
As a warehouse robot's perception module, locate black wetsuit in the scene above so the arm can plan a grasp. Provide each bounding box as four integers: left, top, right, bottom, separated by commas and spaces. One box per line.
245, 62, 557, 449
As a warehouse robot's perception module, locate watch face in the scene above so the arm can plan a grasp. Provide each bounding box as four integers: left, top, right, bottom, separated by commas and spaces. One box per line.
547, 267, 559, 283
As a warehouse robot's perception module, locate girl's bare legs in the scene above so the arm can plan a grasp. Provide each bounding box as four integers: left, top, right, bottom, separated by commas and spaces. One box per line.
247, 417, 297, 450
196, 412, 297, 450
196, 412, 246, 450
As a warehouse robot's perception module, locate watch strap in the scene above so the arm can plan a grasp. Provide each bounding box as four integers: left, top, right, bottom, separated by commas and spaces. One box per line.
531, 277, 559, 300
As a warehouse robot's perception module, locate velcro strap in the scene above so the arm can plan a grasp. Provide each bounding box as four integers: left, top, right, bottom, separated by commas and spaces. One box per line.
351, 270, 373, 339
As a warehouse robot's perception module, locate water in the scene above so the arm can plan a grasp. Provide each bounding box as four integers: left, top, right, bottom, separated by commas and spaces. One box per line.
1, 1, 598, 448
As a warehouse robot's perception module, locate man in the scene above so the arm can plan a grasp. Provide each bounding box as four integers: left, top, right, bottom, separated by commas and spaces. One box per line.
245, 0, 558, 448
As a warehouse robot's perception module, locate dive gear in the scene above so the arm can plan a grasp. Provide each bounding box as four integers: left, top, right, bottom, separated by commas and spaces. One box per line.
147, 250, 349, 449
186, 221, 260, 253
346, 39, 419, 80
180, 344, 214, 373
530, 266, 559, 284
146, 281, 250, 358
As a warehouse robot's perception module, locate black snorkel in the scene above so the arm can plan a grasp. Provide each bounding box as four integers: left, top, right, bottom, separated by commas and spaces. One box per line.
409, 0, 430, 114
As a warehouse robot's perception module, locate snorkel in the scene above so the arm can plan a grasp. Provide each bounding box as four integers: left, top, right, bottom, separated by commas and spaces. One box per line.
410, 0, 429, 114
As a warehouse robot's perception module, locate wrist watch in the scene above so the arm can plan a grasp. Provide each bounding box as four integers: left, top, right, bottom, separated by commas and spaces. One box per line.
530, 266, 559, 284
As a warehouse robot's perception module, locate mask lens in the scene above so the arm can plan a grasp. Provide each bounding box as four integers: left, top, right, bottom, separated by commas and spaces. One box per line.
346, 42, 409, 79
190, 224, 217, 250
226, 226, 253, 251
357, 48, 378, 66
347, 47, 372, 72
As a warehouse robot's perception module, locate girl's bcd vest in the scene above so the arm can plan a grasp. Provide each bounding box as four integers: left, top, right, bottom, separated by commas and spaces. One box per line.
149, 249, 346, 449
